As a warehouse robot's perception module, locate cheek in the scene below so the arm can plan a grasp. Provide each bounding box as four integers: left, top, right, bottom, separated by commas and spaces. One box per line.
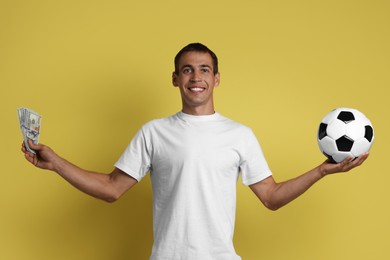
208, 78, 218, 87
176, 76, 189, 85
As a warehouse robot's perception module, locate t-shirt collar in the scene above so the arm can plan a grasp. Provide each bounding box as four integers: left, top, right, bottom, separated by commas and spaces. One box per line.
177, 111, 221, 123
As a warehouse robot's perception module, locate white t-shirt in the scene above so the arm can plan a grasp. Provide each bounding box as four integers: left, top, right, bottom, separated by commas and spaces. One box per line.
115, 112, 272, 260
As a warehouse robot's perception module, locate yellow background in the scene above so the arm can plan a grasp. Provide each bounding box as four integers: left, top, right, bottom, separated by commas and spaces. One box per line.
1, 0, 389, 259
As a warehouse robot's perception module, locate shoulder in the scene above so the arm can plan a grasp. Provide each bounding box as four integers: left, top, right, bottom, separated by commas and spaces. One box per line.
139, 113, 179, 131
217, 114, 262, 147
217, 113, 253, 133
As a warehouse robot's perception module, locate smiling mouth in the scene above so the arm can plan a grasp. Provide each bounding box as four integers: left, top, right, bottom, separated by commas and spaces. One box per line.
188, 87, 206, 93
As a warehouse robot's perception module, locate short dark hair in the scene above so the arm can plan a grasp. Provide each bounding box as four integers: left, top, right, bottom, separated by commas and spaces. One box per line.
174, 43, 219, 75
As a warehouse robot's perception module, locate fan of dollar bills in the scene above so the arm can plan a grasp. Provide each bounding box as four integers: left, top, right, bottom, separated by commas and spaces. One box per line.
17, 107, 42, 154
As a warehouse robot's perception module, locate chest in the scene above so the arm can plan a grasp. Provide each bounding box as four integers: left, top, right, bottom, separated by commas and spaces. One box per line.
150, 126, 242, 174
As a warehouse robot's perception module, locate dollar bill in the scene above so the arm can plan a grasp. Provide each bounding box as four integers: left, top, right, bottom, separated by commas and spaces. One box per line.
17, 107, 42, 154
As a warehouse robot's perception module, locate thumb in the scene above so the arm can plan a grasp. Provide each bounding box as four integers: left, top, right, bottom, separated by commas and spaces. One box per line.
27, 139, 43, 151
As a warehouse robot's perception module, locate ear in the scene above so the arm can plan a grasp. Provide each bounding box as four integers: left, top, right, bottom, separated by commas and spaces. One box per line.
172, 72, 178, 87
214, 72, 221, 87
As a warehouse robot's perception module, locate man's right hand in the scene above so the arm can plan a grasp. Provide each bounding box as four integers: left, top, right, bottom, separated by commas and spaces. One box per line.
21, 139, 59, 171
21, 139, 138, 202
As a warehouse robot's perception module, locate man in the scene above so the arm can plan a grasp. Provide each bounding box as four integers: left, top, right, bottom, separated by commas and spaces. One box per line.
22, 43, 368, 260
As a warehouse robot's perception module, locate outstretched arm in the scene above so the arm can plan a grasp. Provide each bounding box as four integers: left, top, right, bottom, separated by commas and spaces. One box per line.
249, 153, 369, 211
22, 140, 137, 202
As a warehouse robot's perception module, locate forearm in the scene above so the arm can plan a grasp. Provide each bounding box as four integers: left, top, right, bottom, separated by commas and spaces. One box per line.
23, 141, 137, 202
267, 166, 324, 210
253, 154, 368, 211
52, 156, 119, 202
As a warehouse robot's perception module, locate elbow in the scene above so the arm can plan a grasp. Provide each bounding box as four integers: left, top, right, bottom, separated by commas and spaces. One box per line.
104, 196, 118, 203
265, 203, 280, 211
260, 192, 287, 211
263, 200, 283, 211
102, 190, 122, 203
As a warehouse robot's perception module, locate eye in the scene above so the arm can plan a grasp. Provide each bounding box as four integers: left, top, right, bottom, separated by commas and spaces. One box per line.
182, 68, 192, 74
201, 68, 210, 73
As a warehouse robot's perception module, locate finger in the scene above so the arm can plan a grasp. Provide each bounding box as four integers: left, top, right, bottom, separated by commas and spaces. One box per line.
27, 139, 42, 150
21, 142, 35, 156
24, 152, 35, 164
335, 156, 355, 172
353, 152, 369, 166
342, 153, 369, 171
341, 156, 354, 166
361, 151, 369, 160
25, 152, 40, 167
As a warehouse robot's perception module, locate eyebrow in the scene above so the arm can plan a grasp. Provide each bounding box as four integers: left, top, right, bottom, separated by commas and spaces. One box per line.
200, 64, 212, 69
181, 64, 212, 70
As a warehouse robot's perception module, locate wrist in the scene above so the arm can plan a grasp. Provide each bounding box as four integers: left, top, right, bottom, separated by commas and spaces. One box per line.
318, 163, 330, 177
52, 155, 67, 174
319, 162, 333, 177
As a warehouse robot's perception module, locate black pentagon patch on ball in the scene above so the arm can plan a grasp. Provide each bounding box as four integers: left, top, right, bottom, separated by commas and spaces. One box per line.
337, 111, 355, 123
336, 135, 354, 151
365, 125, 374, 142
318, 123, 328, 140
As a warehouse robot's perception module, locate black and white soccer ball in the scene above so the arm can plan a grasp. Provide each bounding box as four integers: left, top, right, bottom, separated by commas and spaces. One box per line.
317, 108, 374, 163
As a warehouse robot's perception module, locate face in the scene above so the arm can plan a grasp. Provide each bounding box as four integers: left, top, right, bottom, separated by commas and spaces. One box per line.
172, 51, 220, 115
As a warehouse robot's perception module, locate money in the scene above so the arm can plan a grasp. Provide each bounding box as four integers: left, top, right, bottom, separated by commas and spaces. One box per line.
17, 107, 42, 154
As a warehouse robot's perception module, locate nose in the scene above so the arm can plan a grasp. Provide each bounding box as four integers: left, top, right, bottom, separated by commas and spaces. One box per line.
190, 70, 201, 82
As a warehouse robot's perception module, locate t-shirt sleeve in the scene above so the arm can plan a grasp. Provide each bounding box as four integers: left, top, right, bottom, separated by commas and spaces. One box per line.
114, 127, 151, 182
239, 128, 272, 186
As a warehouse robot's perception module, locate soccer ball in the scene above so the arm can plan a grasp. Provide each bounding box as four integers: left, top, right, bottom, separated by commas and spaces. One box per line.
317, 108, 374, 163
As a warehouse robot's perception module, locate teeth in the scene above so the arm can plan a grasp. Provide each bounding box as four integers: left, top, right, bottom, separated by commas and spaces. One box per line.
190, 87, 204, 92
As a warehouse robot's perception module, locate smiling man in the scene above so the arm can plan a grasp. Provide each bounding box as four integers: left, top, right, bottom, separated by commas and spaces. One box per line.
22, 43, 368, 260
172, 45, 220, 115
